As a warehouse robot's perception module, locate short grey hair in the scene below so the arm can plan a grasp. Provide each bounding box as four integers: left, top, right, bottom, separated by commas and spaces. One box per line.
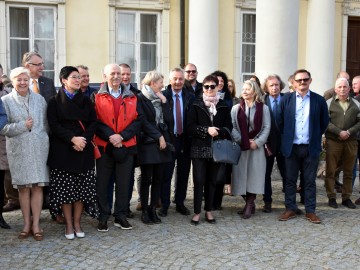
169, 67, 184, 80
10, 67, 30, 81
143, 70, 164, 86
22, 51, 42, 66
335, 77, 350, 88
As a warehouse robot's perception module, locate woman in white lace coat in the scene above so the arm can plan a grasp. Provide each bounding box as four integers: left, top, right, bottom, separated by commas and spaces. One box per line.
1, 67, 49, 240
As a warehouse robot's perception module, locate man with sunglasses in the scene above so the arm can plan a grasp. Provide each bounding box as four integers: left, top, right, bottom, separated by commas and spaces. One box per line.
278, 69, 329, 224
184, 63, 202, 98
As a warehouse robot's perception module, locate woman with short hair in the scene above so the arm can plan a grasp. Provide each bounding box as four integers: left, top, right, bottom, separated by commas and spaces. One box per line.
1, 67, 49, 240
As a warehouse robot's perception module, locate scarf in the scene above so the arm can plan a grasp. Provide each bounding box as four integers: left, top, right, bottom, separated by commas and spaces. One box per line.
237, 98, 263, 150
203, 94, 220, 116
141, 84, 163, 124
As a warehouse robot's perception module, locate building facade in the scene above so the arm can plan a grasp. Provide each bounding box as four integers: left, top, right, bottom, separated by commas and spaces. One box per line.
0, 0, 359, 94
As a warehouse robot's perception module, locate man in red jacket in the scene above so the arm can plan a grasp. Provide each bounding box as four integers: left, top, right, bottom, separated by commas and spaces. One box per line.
94, 63, 142, 232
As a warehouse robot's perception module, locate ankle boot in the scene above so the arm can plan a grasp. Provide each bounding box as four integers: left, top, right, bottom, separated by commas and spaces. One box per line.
141, 207, 153, 225
243, 193, 256, 219
148, 206, 161, 224
0, 214, 10, 229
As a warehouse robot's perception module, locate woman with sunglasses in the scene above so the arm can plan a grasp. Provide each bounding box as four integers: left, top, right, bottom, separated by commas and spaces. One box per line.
187, 74, 232, 225
47, 66, 98, 239
1, 67, 49, 240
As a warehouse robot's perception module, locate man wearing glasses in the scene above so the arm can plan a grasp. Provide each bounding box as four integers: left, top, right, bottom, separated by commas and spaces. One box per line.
278, 69, 329, 224
22, 51, 57, 103
184, 63, 202, 98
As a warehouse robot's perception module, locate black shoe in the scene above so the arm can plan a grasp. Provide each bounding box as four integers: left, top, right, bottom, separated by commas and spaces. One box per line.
97, 221, 109, 232
2, 202, 20, 212
141, 210, 153, 225
0, 215, 10, 229
328, 198, 338, 208
295, 208, 304, 215
342, 199, 356, 209
176, 205, 190, 216
262, 202, 272, 213
158, 207, 168, 217
148, 207, 161, 224
114, 218, 133, 230
190, 219, 199, 226
126, 209, 134, 219
205, 213, 216, 224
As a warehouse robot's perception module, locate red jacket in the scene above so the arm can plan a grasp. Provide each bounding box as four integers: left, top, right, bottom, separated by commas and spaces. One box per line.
94, 83, 139, 148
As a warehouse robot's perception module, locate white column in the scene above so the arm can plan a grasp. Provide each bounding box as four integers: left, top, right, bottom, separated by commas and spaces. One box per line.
255, 0, 300, 90
306, 0, 335, 94
188, 0, 218, 82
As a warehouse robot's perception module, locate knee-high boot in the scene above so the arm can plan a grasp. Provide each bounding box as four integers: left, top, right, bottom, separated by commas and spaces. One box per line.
242, 192, 256, 219
237, 194, 255, 215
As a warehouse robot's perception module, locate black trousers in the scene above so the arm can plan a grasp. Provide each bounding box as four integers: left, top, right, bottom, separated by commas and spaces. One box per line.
192, 159, 225, 214
263, 152, 286, 203
140, 163, 165, 208
96, 150, 134, 222
0, 170, 5, 214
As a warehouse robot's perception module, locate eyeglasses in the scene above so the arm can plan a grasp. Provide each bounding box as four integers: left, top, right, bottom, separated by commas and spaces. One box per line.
68, 76, 81, 80
28, 62, 45, 67
203, 84, 216, 90
185, 70, 197, 74
294, 78, 310, 83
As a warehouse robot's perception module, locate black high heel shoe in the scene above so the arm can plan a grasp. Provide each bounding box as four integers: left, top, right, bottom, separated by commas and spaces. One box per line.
0, 215, 10, 229
205, 212, 216, 224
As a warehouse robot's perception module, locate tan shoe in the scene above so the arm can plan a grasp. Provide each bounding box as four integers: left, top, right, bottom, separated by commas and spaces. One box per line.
278, 210, 296, 221
305, 213, 321, 224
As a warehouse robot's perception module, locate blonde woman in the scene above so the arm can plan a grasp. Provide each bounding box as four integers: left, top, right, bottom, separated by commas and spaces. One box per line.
231, 80, 270, 219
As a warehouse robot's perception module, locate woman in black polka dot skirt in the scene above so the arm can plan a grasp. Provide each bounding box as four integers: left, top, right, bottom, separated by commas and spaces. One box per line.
47, 66, 99, 240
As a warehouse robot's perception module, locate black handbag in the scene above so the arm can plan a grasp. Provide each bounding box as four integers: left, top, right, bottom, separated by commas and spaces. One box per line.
212, 127, 241, 165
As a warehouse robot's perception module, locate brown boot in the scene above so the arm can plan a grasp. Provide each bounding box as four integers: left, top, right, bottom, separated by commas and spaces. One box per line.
242, 193, 256, 219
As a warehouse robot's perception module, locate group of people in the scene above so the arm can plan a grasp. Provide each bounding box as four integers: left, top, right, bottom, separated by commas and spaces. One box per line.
1, 51, 360, 241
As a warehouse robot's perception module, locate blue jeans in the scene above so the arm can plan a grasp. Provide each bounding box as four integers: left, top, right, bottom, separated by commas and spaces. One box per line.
284, 145, 319, 213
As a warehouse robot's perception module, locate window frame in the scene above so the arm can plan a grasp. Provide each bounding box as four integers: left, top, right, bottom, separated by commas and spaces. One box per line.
115, 10, 161, 85
6, 4, 57, 81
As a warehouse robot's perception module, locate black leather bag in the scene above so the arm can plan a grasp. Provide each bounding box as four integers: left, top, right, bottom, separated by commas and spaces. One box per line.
212, 128, 241, 165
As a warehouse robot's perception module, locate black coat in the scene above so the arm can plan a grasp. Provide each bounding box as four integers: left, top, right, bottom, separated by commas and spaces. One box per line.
38, 76, 57, 103
264, 93, 284, 154
47, 89, 97, 173
187, 98, 232, 159
184, 80, 203, 98
136, 93, 172, 165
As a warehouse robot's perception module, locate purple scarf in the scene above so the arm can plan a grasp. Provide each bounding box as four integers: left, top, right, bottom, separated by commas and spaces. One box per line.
237, 99, 263, 150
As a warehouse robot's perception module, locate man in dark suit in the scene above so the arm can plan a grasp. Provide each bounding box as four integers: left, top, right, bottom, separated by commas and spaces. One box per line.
262, 74, 287, 213
76, 65, 98, 97
159, 67, 195, 217
22, 52, 57, 103
184, 63, 202, 98
278, 69, 329, 224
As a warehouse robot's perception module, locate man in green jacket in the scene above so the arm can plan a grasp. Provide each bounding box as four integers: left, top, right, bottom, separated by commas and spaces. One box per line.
325, 77, 360, 209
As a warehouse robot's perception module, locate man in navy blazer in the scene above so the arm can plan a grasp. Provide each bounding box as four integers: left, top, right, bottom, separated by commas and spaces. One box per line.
278, 69, 329, 224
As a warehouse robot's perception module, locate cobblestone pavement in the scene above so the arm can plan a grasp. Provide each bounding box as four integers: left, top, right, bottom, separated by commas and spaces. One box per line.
1, 174, 360, 270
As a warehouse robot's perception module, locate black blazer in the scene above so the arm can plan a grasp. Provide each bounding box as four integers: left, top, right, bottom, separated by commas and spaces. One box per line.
38, 76, 57, 103
264, 93, 284, 154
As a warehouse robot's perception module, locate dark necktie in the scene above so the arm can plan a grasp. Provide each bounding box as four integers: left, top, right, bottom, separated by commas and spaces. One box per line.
273, 99, 280, 124
175, 94, 182, 135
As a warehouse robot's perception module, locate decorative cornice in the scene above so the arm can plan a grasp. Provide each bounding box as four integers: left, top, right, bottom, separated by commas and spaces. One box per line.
236, 0, 256, 9
343, 0, 360, 15
112, 0, 170, 10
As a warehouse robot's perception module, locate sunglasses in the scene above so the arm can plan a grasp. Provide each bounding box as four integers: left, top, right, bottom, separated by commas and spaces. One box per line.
294, 78, 310, 83
203, 85, 216, 90
185, 70, 197, 74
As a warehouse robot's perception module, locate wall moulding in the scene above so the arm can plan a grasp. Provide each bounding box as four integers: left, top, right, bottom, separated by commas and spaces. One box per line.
111, 0, 170, 10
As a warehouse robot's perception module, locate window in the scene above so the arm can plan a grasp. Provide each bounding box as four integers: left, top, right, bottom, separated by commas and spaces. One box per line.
241, 12, 256, 82
8, 5, 56, 80
116, 11, 160, 85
